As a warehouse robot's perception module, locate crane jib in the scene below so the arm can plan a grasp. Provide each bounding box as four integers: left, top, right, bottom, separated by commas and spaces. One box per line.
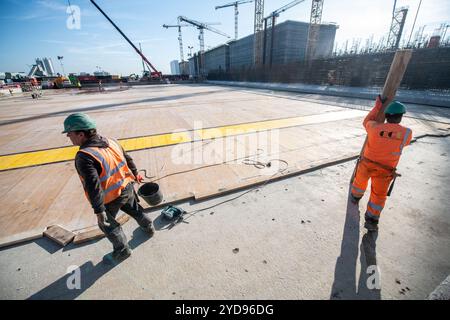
89, 0, 162, 77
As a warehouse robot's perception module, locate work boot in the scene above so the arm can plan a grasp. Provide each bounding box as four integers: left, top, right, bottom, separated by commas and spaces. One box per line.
112, 246, 132, 261
103, 247, 132, 265
350, 194, 361, 204
364, 217, 379, 232
140, 223, 155, 237
135, 213, 155, 237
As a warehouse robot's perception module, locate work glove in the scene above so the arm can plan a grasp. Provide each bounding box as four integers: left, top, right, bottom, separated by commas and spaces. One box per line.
97, 211, 111, 228
135, 174, 144, 184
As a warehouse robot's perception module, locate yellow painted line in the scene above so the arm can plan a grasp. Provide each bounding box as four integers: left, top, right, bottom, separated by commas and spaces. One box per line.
0, 109, 365, 171
0, 132, 192, 172
199, 110, 364, 139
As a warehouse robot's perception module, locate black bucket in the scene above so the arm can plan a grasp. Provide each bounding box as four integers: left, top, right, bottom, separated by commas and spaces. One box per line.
138, 182, 163, 206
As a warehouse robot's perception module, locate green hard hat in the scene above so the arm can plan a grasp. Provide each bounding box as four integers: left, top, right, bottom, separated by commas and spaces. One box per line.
62, 113, 96, 133
384, 101, 406, 115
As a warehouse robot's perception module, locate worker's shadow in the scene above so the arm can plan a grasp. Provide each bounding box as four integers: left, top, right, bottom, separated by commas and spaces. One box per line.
329, 189, 381, 300
27, 228, 149, 300
27, 260, 114, 300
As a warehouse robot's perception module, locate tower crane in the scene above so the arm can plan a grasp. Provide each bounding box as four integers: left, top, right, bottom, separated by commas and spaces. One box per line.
162, 21, 192, 62
178, 16, 230, 75
305, 0, 324, 62
386, 5, 409, 50
178, 16, 230, 53
253, 0, 264, 65
262, 0, 306, 66
215, 0, 253, 40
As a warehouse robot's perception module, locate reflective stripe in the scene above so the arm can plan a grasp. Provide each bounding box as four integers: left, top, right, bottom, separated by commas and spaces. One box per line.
352, 185, 365, 194
109, 139, 121, 150
83, 147, 111, 177
398, 128, 411, 154
104, 178, 125, 194
366, 210, 380, 219
83, 148, 127, 183
99, 160, 126, 182
368, 201, 383, 212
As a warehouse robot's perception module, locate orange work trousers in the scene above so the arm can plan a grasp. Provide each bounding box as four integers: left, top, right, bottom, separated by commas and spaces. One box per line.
351, 159, 394, 220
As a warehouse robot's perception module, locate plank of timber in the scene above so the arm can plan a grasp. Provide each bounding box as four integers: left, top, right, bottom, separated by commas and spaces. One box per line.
351, 49, 413, 182
43, 225, 75, 246
72, 214, 130, 245
0, 228, 45, 249
377, 49, 413, 122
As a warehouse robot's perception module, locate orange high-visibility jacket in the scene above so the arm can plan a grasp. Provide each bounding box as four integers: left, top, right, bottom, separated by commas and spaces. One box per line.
78, 139, 135, 204
363, 98, 412, 168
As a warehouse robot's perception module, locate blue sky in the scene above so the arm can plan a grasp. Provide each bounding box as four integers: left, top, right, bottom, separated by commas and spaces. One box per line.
1, 0, 449, 75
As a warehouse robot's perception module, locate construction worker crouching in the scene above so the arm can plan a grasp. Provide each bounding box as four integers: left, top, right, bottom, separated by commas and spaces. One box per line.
63, 113, 154, 263
350, 96, 412, 232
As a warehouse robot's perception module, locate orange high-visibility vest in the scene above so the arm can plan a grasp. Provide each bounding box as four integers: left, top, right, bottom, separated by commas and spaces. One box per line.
364, 121, 412, 168
78, 138, 135, 204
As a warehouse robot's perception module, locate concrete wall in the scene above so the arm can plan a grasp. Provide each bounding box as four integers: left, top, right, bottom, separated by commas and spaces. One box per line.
204, 44, 230, 73
170, 60, 180, 75
188, 54, 200, 76
179, 61, 189, 75
263, 21, 336, 64
208, 47, 450, 90
229, 34, 254, 70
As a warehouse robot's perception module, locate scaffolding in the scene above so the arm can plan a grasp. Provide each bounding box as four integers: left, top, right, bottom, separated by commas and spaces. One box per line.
305, 0, 324, 62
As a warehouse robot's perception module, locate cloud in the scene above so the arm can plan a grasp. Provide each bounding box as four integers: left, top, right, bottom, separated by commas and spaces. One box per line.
36, 0, 67, 12
1, 0, 67, 21
65, 41, 132, 55
132, 38, 163, 44
40, 39, 84, 45
66, 46, 131, 55
63, 37, 162, 56
15, 13, 42, 20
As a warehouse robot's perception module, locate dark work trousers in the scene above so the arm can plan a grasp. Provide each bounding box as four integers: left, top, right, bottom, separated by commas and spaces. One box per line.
99, 182, 152, 252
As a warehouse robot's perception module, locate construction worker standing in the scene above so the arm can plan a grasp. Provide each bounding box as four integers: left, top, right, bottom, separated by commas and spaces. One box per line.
350, 96, 412, 232
62, 113, 154, 263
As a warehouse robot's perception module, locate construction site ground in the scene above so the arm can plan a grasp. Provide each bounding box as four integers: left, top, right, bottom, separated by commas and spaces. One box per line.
0, 84, 449, 299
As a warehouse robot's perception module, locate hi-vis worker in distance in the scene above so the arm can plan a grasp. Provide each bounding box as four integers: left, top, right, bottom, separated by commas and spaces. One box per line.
63, 113, 154, 264
350, 96, 412, 232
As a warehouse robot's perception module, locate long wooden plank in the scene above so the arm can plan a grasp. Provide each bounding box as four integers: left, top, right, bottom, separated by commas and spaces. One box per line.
0, 228, 45, 249
351, 49, 413, 182
72, 214, 130, 244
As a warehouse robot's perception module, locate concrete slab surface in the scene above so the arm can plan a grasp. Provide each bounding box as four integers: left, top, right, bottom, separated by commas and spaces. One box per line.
0, 84, 449, 300
0, 134, 448, 300
1, 84, 449, 247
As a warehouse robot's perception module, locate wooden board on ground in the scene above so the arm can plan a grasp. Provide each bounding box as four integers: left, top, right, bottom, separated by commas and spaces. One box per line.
43, 225, 75, 246
0, 228, 45, 249
73, 214, 130, 244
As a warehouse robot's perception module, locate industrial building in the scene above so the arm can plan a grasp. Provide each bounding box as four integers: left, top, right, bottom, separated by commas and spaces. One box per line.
170, 60, 180, 75
189, 20, 337, 76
